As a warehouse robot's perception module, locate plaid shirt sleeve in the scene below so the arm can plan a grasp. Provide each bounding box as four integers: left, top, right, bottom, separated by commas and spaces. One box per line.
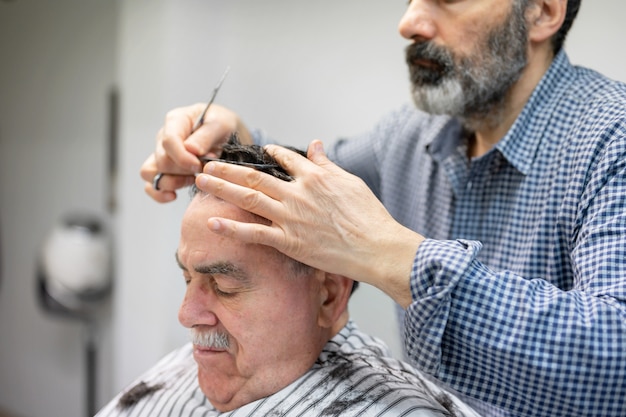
407, 232, 626, 417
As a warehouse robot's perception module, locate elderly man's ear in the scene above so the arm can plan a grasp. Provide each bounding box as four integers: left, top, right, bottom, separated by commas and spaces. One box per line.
316, 273, 354, 329
526, 0, 567, 44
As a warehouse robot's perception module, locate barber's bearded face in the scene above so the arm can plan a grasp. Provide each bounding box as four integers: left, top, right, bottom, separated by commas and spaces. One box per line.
405, 4, 528, 124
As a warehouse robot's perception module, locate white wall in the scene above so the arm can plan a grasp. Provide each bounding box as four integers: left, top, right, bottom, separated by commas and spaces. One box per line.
1, 1, 625, 417
0, 1, 117, 416
566, 3, 626, 82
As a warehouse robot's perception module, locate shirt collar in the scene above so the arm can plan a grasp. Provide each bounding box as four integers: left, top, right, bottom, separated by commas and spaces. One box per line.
426, 51, 576, 175
495, 50, 575, 175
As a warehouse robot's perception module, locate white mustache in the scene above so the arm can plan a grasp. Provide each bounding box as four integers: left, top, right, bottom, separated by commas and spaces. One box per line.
190, 327, 230, 349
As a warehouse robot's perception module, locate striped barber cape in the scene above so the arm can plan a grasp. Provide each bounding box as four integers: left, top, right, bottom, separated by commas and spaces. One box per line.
95, 320, 480, 417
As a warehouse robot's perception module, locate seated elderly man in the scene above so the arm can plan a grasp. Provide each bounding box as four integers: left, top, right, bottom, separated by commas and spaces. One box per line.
95, 138, 480, 417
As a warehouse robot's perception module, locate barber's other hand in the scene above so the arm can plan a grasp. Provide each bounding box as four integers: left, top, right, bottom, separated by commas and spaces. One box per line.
196, 140, 423, 307
140, 103, 252, 202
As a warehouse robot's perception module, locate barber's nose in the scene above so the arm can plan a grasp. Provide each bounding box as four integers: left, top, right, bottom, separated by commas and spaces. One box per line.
398, 0, 437, 42
178, 280, 219, 328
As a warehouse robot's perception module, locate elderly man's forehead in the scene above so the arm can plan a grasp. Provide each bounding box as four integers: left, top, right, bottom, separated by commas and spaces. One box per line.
183, 193, 313, 277
189, 192, 266, 222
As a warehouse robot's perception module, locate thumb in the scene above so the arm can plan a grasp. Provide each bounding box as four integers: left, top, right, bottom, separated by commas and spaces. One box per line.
307, 140, 348, 175
307, 140, 331, 165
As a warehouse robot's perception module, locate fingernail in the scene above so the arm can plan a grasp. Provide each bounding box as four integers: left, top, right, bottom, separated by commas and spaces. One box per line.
203, 162, 215, 174
196, 174, 209, 188
208, 218, 221, 231
312, 141, 323, 153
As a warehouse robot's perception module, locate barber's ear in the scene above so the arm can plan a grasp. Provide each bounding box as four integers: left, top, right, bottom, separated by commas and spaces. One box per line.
526, 0, 567, 44
317, 273, 353, 328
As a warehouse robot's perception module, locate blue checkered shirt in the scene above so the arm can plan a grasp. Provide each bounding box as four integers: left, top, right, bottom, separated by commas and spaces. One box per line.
257, 51, 626, 416
323, 51, 626, 417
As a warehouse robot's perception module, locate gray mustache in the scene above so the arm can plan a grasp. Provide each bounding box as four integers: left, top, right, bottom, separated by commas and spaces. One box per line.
405, 42, 454, 85
190, 328, 230, 349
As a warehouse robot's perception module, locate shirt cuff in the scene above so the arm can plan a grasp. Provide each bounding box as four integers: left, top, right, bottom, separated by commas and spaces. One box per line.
410, 239, 482, 301
404, 239, 482, 373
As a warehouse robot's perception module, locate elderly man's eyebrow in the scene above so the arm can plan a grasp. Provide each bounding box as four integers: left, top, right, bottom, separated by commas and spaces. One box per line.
174, 252, 249, 283
195, 262, 249, 282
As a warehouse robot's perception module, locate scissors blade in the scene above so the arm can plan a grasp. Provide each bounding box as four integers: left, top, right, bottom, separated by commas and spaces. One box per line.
191, 66, 231, 132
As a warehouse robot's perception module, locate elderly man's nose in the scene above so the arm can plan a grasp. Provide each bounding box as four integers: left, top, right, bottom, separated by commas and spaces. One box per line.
398, 0, 437, 41
178, 283, 219, 327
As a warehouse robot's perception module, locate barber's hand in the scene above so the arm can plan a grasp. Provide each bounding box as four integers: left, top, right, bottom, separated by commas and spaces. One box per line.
140, 103, 252, 202
196, 140, 423, 307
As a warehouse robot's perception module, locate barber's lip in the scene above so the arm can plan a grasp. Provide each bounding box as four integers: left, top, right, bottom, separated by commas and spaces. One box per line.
411, 58, 439, 70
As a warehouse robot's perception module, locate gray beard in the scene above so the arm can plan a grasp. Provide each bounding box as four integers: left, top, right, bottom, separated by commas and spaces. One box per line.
407, 4, 529, 130
410, 52, 525, 131
411, 77, 464, 116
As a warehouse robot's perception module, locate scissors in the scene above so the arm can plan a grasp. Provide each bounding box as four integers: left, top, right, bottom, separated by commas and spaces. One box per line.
192, 67, 283, 173
191, 66, 231, 133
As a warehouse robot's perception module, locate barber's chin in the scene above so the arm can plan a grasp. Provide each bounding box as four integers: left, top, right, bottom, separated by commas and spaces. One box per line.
411, 81, 464, 117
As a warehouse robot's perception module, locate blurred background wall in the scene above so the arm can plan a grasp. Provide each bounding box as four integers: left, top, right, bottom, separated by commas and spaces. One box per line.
0, 1, 624, 416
